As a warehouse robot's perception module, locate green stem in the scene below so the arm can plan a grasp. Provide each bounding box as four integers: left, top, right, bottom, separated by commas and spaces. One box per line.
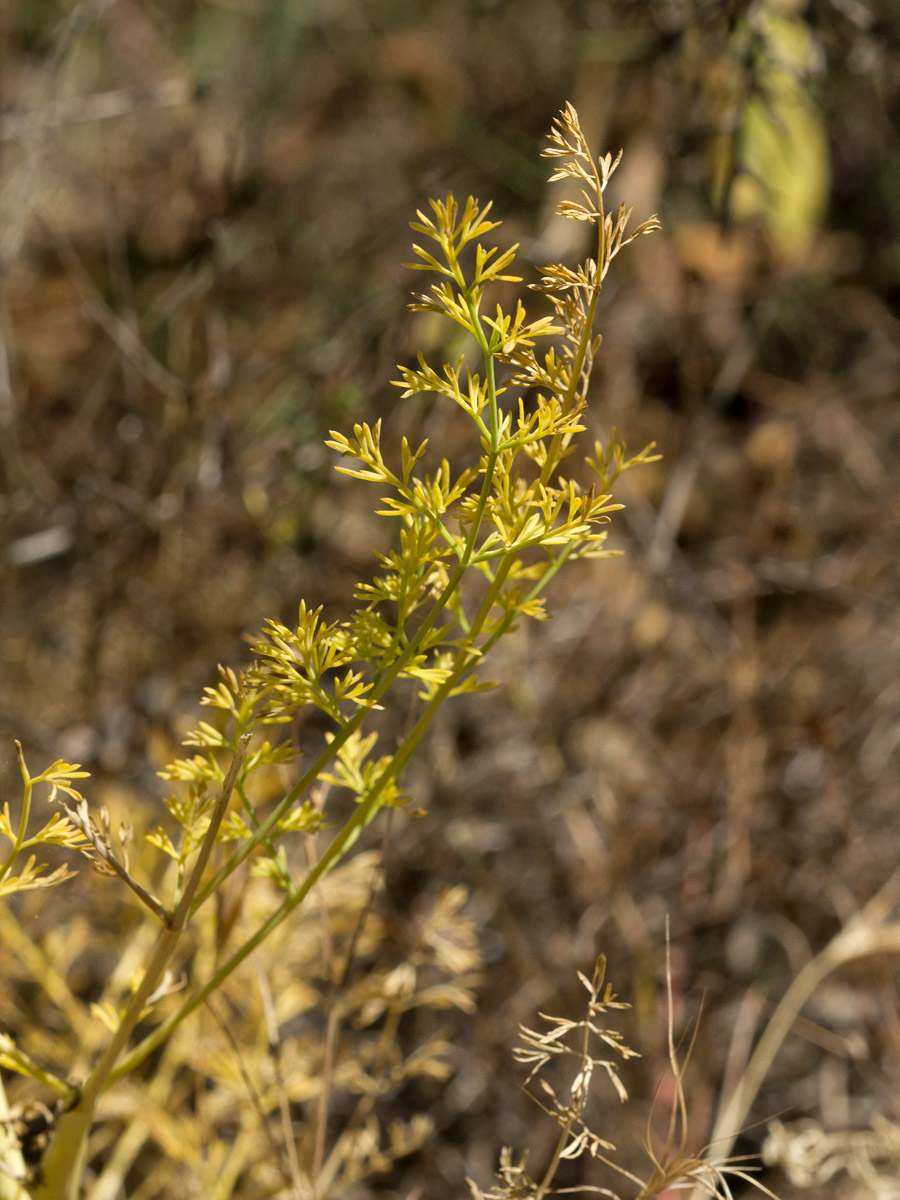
0, 1038, 72, 1101
1, 744, 33, 885
110, 535, 519, 1087
192, 282, 503, 916
33, 739, 248, 1200
108, 778, 390, 1087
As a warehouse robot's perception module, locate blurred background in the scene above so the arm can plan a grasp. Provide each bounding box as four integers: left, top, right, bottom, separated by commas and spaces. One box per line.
2, 1, 900, 1197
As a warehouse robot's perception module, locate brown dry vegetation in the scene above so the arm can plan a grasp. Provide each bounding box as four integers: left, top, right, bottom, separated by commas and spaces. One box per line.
2, 1, 900, 1198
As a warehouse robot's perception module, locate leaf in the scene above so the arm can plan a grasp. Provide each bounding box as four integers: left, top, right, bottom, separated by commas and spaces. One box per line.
0, 857, 77, 897
146, 827, 180, 860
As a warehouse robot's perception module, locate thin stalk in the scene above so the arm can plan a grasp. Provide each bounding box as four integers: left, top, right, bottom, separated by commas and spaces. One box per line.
193, 282, 503, 915
369, 282, 501, 677
0, 1038, 72, 1101
692, 872, 900, 1198
538, 154, 606, 489
34, 738, 248, 1200
705, 953, 832, 1167
532, 1007, 593, 1200
109, 814, 369, 1086
316, 1000, 405, 1197
193, 457, 500, 914
310, 1001, 340, 1198
255, 967, 306, 1197
1, 743, 34, 884
307, 833, 338, 1199
110, 545, 517, 1087
65, 801, 169, 923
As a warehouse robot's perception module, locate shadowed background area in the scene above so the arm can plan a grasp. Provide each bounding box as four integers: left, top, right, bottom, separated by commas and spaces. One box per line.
2, 1, 900, 1197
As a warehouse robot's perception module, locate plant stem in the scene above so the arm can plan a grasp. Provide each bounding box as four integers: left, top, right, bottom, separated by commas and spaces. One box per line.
191, 281, 504, 916
691, 871, 900, 1199
538, 155, 606, 489
108, 545, 516, 1085
33, 738, 248, 1200
0, 743, 33, 886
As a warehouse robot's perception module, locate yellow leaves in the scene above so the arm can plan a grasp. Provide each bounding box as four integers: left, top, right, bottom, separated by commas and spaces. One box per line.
596, 147, 625, 189
603, 202, 663, 265
399, 433, 429, 483
482, 299, 562, 356
272, 801, 329, 838
0, 856, 78, 899
327, 419, 400, 486
401, 657, 455, 700
107, 108, 659, 943
408, 195, 502, 260
393, 353, 489, 423
408, 280, 479, 333
158, 753, 223, 784
541, 106, 660, 303
407, 237, 520, 288
0, 805, 86, 854
200, 666, 240, 715
90, 999, 123, 1034
405, 241, 455, 277
556, 198, 600, 223
15, 742, 90, 799
242, 738, 297, 773
90, 969, 184, 1034
478, 480, 618, 560
531, 260, 589, 293
1, 744, 90, 899
473, 240, 520, 287
182, 721, 229, 749
502, 393, 583, 458
376, 461, 472, 526
145, 826, 179, 861
0, 117, 664, 1181
250, 601, 371, 721
319, 731, 408, 809
586, 431, 662, 491
332, 668, 374, 707
199, 664, 288, 732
